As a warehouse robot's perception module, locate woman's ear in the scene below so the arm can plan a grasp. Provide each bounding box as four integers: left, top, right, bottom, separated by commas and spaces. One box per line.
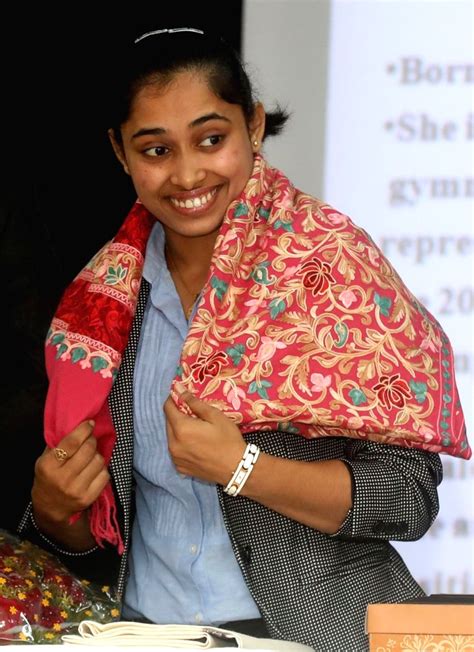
249, 103, 266, 153
108, 129, 130, 175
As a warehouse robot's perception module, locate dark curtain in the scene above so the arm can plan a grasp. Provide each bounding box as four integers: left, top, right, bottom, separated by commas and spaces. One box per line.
1, 4, 243, 531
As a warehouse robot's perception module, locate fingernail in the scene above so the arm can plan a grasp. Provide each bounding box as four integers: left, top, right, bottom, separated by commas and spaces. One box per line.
88, 420, 95, 427
175, 382, 186, 395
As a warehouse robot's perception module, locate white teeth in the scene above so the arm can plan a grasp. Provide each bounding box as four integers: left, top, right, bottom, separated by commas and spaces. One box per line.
170, 189, 216, 209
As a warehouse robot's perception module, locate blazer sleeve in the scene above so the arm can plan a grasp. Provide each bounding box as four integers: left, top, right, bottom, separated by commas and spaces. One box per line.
333, 439, 443, 541
17, 503, 121, 585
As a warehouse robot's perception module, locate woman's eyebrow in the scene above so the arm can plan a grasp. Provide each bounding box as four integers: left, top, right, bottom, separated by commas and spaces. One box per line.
132, 113, 231, 139
190, 112, 231, 127
132, 127, 166, 139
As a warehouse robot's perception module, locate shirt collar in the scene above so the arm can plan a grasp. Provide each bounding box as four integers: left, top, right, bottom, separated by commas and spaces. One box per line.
143, 221, 166, 284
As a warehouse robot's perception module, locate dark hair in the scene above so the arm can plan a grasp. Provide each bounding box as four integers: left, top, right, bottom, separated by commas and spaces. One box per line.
108, 28, 290, 141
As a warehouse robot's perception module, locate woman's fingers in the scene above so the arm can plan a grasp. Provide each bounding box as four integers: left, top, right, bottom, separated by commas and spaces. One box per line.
67, 457, 111, 512
47, 420, 96, 466
33, 420, 109, 521
164, 389, 220, 430
164, 390, 246, 484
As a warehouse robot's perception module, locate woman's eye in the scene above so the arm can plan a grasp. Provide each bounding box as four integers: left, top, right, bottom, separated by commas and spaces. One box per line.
144, 146, 169, 157
200, 135, 223, 147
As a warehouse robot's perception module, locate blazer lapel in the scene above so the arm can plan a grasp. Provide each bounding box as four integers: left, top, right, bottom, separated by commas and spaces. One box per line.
109, 279, 150, 513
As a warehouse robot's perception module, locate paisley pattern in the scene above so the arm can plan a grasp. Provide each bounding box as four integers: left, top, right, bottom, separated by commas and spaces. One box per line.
44, 155, 469, 549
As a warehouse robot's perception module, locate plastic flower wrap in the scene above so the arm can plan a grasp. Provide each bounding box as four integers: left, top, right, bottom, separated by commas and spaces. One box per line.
0, 529, 120, 644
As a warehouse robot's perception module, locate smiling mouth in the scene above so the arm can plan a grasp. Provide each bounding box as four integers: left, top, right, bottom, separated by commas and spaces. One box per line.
169, 187, 218, 211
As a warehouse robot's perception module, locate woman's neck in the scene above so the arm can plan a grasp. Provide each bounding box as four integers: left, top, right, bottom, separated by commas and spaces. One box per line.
164, 232, 217, 271
163, 228, 218, 316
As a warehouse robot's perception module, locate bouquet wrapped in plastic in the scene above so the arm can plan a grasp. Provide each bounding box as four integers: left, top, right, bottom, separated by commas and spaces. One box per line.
0, 529, 120, 644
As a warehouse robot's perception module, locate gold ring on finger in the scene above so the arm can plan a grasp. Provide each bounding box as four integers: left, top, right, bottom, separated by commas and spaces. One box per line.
53, 447, 68, 462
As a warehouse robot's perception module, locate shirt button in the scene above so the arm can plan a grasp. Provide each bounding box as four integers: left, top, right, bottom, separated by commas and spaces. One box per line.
194, 612, 203, 623
190, 544, 198, 554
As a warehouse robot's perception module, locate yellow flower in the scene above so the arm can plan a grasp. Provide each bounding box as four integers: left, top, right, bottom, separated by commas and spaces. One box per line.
81, 579, 90, 585
45, 633, 54, 640
34, 615, 39, 622
85, 610, 93, 617
41, 598, 50, 607
60, 611, 68, 619
3, 567, 12, 573
44, 590, 53, 598
55, 575, 63, 583
0, 577, 6, 585
111, 609, 120, 618
29, 570, 37, 577
101, 585, 110, 593
17, 592, 26, 600
53, 623, 62, 632
18, 632, 28, 641
25, 580, 33, 588
9, 606, 17, 615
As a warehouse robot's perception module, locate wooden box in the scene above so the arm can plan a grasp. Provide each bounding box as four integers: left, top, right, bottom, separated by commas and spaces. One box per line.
366, 600, 474, 651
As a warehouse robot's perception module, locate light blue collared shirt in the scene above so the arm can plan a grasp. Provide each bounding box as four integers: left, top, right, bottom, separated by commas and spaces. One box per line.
122, 222, 260, 625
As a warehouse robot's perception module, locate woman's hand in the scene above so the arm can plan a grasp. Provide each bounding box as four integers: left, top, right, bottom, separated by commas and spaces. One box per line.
31, 420, 109, 550
164, 387, 352, 534
164, 389, 246, 485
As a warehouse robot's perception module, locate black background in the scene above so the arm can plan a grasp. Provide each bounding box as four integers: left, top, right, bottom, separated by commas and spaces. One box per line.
1, 3, 243, 531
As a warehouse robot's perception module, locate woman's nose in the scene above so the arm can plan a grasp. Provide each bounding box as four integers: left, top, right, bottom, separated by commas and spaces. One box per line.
170, 154, 206, 189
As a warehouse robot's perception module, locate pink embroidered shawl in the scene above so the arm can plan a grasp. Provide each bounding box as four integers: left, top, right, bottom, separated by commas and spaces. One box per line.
44, 154, 469, 552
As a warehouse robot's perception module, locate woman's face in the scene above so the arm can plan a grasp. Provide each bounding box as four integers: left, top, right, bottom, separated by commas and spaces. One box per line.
110, 70, 265, 242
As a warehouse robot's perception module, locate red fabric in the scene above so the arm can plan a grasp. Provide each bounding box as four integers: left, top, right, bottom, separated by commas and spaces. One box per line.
44, 203, 155, 553
44, 155, 470, 552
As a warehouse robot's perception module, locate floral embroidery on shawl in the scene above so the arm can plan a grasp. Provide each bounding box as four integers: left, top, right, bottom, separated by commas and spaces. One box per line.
172, 156, 468, 459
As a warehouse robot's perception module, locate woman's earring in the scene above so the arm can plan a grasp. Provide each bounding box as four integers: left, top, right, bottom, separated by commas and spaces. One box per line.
253, 139, 259, 149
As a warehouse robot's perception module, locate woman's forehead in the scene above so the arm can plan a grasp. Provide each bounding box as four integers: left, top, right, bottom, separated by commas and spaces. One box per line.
128, 71, 242, 126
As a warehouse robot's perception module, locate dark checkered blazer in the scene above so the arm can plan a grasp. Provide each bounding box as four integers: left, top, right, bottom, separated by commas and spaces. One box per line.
20, 279, 443, 652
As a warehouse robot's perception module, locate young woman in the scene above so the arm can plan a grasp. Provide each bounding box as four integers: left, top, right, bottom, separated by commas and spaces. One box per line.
19, 27, 466, 652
